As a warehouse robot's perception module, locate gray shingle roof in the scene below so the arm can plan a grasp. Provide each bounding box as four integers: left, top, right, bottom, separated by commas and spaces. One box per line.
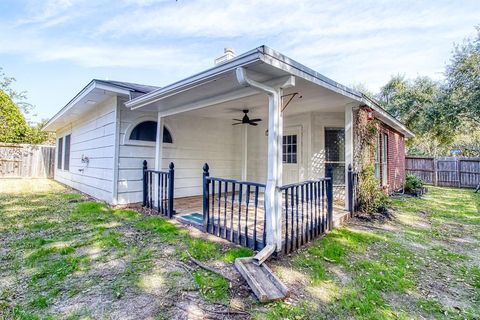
94, 79, 160, 94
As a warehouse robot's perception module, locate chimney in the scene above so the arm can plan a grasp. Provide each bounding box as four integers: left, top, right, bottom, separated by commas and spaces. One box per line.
214, 48, 236, 65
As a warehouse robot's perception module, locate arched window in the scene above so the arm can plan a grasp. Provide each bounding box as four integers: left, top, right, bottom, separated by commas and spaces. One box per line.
129, 121, 173, 143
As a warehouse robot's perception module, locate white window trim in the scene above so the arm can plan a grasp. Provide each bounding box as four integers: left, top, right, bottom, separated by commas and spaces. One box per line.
122, 116, 174, 147
57, 132, 72, 172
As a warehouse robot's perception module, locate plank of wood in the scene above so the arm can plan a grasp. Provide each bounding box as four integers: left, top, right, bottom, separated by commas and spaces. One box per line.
235, 257, 289, 303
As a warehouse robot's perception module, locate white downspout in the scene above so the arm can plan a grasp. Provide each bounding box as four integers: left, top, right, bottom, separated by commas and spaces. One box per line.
236, 67, 295, 261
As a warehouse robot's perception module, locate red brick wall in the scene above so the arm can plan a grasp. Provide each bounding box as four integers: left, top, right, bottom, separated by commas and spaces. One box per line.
379, 123, 406, 192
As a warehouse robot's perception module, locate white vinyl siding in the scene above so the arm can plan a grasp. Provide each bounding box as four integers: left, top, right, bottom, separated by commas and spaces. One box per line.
116, 110, 243, 204
54, 97, 117, 203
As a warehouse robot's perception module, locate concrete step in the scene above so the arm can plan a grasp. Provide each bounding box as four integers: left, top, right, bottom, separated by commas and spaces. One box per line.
235, 257, 289, 303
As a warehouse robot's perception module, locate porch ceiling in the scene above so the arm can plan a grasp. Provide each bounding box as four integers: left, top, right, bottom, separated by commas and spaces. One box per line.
182, 77, 353, 120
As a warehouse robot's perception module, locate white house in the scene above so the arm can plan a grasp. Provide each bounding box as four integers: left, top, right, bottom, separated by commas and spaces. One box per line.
43, 46, 413, 255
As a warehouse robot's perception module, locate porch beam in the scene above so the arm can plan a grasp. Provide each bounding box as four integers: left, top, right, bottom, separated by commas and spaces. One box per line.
158, 87, 257, 117
157, 75, 298, 118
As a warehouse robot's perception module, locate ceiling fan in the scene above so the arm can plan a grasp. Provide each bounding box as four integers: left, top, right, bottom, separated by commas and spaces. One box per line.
232, 109, 262, 126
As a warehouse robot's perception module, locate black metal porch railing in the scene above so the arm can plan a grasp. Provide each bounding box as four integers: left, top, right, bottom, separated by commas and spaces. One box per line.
203, 164, 267, 250
202, 163, 336, 254
143, 160, 175, 218
347, 164, 359, 214
280, 166, 333, 254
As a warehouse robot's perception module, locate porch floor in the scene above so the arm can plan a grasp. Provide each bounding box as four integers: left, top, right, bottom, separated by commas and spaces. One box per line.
174, 195, 346, 218
173, 195, 348, 251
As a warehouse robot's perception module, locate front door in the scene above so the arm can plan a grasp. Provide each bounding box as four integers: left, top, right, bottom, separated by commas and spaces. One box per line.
282, 126, 302, 185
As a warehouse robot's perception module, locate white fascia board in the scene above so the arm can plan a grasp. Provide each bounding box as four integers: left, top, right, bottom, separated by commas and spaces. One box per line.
126, 48, 263, 110
42, 80, 131, 132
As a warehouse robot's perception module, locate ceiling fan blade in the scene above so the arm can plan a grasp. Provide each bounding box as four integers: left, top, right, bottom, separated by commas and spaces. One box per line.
249, 122, 258, 126
249, 118, 262, 122
232, 122, 243, 125
232, 119, 243, 122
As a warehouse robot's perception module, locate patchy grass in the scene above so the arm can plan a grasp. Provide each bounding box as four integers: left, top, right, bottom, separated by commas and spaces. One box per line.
2, 180, 479, 319
0, 179, 255, 319
193, 270, 229, 303
262, 187, 480, 319
222, 247, 254, 263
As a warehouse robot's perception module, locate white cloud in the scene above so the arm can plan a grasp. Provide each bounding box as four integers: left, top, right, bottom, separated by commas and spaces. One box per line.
2, 0, 479, 93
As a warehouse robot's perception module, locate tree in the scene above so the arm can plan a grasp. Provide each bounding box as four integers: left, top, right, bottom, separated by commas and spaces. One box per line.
26, 119, 56, 145
444, 26, 480, 126
0, 67, 35, 120
378, 75, 444, 134
376, 75, 457, 155
0, 90, 29, 143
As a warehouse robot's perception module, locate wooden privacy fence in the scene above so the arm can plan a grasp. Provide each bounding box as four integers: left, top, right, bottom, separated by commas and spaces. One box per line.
0, 143, 55, 178
406, 156, 480, 188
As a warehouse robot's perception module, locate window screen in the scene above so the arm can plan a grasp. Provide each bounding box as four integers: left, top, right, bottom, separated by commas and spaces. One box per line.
57, 137, 63, 170
64, 134, 71, 171
282, 135, 297, 164
374, 134, 381, 179
129, 121, 173, 143
325, 128, 345, 184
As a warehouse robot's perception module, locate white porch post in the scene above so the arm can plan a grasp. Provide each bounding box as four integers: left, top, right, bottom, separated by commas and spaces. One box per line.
241, 125, 248, 181
344, 104, 354, 210
275, 89, 284, 250
265, 89, 283, 251
155, 113, 164, 171
154, 113, 164, 207
235, 67, 294, 253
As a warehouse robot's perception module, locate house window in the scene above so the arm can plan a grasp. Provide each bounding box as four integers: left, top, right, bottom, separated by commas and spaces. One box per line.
64, 134, 71, 171
374, 134, 381, 179
282, 135, 297, 164
325, 128, 345, 184
129, 121, 173, 143
57, 137, 63, 170
381, 133, 388, 186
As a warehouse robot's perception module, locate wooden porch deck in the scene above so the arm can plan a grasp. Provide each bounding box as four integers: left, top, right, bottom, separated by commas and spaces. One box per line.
173, 195, 348, 251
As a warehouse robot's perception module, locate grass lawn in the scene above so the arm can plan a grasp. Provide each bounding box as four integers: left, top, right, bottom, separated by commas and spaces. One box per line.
0, 180, 479, 319
263, 186, 480, 319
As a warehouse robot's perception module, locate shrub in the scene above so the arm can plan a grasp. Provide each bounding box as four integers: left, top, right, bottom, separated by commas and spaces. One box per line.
404, 174, 423, 193
357, 164, 389, 214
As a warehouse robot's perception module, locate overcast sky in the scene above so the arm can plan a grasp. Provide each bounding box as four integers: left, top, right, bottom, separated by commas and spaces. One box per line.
0, 0, 479, 122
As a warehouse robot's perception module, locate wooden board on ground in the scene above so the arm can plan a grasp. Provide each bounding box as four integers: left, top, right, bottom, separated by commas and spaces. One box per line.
235, 257, 289, 303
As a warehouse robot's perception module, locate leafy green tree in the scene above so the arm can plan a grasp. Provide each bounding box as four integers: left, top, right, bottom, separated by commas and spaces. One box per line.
444, 26, 480, 126
0, 90, 29, 143
378, 75, 444, 133
0, 67, 35, 120
0, 68, 54, 145
26, 119, 56, 145
376, 75, 457, 155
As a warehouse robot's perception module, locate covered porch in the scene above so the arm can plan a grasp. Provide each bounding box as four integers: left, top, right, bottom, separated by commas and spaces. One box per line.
130, 47, 364, 254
